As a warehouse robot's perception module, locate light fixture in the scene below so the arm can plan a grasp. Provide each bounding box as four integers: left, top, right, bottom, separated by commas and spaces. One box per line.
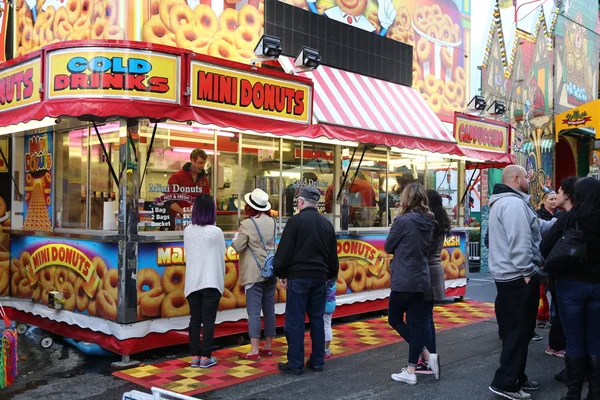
0, 117, 57, 136
291, 46, 321, 73
252, 35, 282, 65
466, 95, 487, 112
487, 100, 507, 116
156, 123, 235, 137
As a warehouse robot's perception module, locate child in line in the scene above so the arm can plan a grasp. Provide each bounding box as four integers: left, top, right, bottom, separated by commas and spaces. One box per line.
324, 279, 336, 359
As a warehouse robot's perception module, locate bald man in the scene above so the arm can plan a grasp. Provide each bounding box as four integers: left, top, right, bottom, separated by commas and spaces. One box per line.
487, 165, 555, 399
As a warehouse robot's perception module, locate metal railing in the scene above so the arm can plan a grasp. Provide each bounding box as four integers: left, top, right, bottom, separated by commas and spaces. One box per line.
468, 242, 480, 261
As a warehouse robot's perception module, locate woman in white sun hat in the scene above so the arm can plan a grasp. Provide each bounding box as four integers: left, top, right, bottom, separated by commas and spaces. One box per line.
232, 188, 278, 360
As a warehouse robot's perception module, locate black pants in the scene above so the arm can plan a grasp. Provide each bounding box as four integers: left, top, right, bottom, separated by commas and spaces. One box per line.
187, 288, 222, 358
548, 281, 566, 351
388, 291, 426, 366
492, 276, 540, 392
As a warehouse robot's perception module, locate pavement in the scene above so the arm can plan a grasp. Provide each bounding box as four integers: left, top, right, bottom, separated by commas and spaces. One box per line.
1, 273, 575, 400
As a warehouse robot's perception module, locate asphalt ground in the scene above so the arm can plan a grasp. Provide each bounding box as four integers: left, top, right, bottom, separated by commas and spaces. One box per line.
1, 273, 575, 400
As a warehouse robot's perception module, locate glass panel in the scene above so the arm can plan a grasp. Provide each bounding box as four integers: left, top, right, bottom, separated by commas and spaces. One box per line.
427, 158, 459, 224
88, 123, 120, 230
54, 128, 88, 229
281, 140, 302, 224
139, 122, 215, 231
301, 142, 335, 221
384, 151, 427, 225
344, 147, 386, 228
215, 132, 240, 232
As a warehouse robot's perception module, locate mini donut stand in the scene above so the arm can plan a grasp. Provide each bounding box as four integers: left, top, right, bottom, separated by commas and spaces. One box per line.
0, 41, 506, 366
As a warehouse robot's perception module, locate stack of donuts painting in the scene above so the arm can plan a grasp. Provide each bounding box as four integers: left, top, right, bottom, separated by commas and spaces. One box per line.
336, 256, 391, 295
143, 0, 264, 63
15, 0, 125, 56
441, 247, 466, 280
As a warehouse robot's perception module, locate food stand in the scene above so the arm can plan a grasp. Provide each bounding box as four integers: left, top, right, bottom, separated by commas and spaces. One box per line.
0, 40, 512, 359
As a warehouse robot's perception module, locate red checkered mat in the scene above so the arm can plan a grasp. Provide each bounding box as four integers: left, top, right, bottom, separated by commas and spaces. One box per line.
114, 301, 495, 396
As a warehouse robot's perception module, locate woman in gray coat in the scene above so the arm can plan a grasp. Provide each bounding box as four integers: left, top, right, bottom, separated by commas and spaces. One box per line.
415, 190, 451, 375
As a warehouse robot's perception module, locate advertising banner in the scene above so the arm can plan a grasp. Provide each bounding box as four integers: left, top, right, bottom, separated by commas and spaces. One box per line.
9, 236, 119, 320
46, 48, 181, 103
190, 61, 312, 124
0, 1, 8, 62
555, 99, 599, 139
14, 0, 127, 57
136, 230, 467, 320
0, 58, 42, 113
23, 129, 53, 232
454, 113, 510, 153
142, 0, 264, 64
276, 0, 470, 120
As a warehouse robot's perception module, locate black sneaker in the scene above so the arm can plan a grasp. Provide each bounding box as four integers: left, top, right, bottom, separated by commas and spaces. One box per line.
489, 386, 532, 399
278, 362, 304, 375
536, 320, 547, 329
415, 359, 434, 375
521, 380, 540, 391
555, 369, 565, 382
305, 360, 323, 372
531, 332, 543, 342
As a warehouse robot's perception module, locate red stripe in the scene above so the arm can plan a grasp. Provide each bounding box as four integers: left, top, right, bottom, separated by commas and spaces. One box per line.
334, 69, 371, 129
389, 82, 426, 138
348, 72, 386, 132
310, 68, 345, 125
360, 75, 399, 133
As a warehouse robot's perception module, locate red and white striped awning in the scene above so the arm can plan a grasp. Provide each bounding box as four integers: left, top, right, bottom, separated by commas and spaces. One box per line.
279, 58, 458, 154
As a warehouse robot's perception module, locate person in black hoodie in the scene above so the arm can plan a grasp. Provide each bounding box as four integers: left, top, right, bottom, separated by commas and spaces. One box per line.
540, 177, 600, 400
385, 183, 438, 385
274, 186, 339, 375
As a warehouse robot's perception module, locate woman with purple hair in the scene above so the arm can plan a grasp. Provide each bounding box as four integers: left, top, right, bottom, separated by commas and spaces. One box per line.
184, 194, 225, 369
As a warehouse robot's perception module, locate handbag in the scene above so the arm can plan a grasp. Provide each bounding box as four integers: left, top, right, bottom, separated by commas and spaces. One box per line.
247, 217, 277, 279
544, 217, 588, 274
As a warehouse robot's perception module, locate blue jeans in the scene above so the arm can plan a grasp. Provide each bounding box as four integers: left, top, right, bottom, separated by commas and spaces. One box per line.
556, 279, 600, 357
246, 279, 277, 338
284, 278, 326, 371
423, 300, 436, 354
388, 291, 426, 366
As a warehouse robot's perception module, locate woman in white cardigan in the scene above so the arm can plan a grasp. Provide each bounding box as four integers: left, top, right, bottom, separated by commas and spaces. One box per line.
184, 194, 225, 369
232, 188, 277, 360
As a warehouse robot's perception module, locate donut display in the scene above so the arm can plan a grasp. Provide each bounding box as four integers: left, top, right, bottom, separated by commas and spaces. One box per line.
15, 0, 125, 53
140, 287, 166, 317
97, 289, 117, 320
218, 288, 237, 310
161, 290, 190, 317
141, 0, 263, 63
224, 262, 237, 290
162, 266, 186, 293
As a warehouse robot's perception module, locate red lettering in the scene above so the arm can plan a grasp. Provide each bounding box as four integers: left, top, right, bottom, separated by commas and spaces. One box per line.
284, 88, 295, 114
90, 73, 102, 88
23, 68, 34, 99
294, 90, 304, 116
252, 82, 264, 109
350, 241, 358, 255
103, 73, 124, 90
125, 75, 148, 91
82, 261, 90, 276
218, 74, 232, 104
14, 72, 24, 101
274, 86, 285, 113
240, 79, 252, 107
64, 248, 73, 266
342, 241, 351, 253
58, 246, 66, 262
71, 73, 89, 89
197, 71, 213, 101
148, 76, 169, 93
51, 246, 58, 262
54, 74, 71, 91
263, 84, 275, 111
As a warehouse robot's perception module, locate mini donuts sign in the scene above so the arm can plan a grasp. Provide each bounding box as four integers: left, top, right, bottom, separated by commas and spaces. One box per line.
0, 58, 41, 112
190, 61, 312, 124
46, 48, 180, 103
454, 113, 509, 153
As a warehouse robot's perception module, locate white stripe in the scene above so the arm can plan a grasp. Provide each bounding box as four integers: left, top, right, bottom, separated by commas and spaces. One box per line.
316, 68, 360, 126
344, 72, 384, 131
388, 84, 435, 140
373, 79, 418, 136
355, 74, 393, 132
327, 68, 373, 129
304, 69, 345, 125
408, 88, 450, 141
359, 75, 399, 133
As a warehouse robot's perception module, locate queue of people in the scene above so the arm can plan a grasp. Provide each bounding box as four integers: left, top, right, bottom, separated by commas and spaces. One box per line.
487, 165, 600, 400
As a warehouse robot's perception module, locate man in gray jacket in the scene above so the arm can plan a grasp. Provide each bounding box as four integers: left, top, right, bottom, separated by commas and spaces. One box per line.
488, 165, 554, 400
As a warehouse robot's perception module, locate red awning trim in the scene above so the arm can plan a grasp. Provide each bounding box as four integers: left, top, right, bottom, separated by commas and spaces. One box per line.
460, 146, 515, 169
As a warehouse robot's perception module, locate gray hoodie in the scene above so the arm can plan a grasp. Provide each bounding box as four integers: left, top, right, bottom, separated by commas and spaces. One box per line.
488, 184, 554, 282
385, 211, 435, 292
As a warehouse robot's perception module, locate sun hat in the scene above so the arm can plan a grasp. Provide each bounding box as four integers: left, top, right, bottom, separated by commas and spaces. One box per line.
244, 188, 271, 212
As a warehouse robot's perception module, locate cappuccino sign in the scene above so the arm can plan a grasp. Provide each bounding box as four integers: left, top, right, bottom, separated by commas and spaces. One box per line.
454, 113, 510, 153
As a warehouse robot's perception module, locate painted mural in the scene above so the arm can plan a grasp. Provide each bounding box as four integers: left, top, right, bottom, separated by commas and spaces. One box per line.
553, 0, 600, 114
277, 0, 472, 122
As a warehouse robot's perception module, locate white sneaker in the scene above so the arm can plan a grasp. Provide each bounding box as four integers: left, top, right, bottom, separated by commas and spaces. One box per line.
391, 368, 417, 385
427, 353, 440, 380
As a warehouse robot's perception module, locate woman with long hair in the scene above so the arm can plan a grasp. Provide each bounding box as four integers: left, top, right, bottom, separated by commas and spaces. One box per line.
385, 183, 438, 385
232, 188, 277, 360
414, 190, 451, 376
184, 194, 225, 369
540, 177, 600, 399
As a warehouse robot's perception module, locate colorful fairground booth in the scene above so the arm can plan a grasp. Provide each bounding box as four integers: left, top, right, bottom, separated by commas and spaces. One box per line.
0, 38, 515, 359
555, 99, 600, 179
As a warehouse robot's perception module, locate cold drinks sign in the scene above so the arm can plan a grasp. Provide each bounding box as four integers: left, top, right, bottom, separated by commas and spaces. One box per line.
190, 61, 312, 124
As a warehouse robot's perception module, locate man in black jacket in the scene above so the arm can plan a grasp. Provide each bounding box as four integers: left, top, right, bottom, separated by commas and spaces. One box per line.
274, 186, 339, 375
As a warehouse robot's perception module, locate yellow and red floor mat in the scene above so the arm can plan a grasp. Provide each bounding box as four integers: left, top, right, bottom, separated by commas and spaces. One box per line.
113, 301, 495, 396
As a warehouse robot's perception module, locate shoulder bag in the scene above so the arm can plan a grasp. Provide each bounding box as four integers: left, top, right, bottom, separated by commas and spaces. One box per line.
247, 217, 277, 278
544, 216, 587, 274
